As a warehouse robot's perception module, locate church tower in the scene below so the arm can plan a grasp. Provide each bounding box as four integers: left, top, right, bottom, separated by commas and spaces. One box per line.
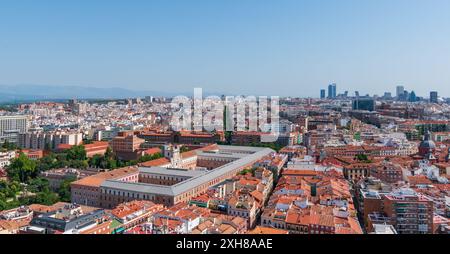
163, 144, 181, 168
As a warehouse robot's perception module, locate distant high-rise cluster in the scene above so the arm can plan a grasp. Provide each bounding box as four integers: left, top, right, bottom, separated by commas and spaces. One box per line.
328, 83, 337, 99
395, 85, 418, 102
394, 85, 441, 103
317, 84, 444, 106
319, 83, 338, 99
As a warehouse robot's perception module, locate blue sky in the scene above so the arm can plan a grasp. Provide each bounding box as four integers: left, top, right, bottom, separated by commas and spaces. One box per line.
1, 0, 450, 97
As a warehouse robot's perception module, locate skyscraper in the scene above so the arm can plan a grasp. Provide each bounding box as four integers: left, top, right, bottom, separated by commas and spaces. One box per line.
409, 91, 417, 102
430, 91, 438, 103
403, 91, 409, 102
328, 83, 337, 99
320, 89, 326, 99
396, 86, 405, 99
332, 83, 337, 98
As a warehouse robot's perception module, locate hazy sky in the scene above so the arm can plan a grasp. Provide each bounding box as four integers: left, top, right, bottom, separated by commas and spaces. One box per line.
1, 0, 450, 97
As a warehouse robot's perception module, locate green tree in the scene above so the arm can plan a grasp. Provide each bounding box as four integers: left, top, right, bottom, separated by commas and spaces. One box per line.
105, 146, 114, 159
72, 159, 89, 169
138, 153, 163, 163
66, 145, 87, 161
240, 168, 254, 176
37, 153, 58, 172
0, 180, 25, 210
355, 154, 372, 163
0, 197, 7, 210
89, 154, 103, 168
54, 153, 70, 168
356, 154, 368, 161
2, 140, 17, 150
27, 177, 51, 193
7, 153, 38, 182
0, 180, 23, 199
58, 176, 77, 202
31, 191, 60, 206
104, 158, 117, 169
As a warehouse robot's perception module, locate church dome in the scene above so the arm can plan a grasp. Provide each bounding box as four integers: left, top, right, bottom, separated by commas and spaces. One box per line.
418, 131, 436, 157
419, 131, 436, 149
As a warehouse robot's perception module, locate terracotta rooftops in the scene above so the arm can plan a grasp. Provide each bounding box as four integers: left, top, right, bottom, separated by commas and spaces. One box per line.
71, 166, 138, 187
139, 157, 171, 167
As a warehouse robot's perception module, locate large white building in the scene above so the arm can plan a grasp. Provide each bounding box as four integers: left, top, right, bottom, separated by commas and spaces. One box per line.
19, 131, 83, 150
0, 115, 29, 144
72, 145, 275, 208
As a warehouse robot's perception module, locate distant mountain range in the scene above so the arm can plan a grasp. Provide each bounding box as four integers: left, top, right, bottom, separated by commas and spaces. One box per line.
0, 84, 180, 103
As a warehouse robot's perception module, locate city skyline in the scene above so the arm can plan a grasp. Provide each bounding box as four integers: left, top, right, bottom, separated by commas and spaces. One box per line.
1, 0, 450, 97
0, 83, 446, 104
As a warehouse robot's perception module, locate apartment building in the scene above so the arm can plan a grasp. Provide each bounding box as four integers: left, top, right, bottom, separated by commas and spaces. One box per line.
110, 200, 165, 232
0, 115, 29, 144
18, 131, 83, 150
110, 132, 145, 160
138, 130, 224, 145
366, 188, 434, 234
0, 150, 16, 169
